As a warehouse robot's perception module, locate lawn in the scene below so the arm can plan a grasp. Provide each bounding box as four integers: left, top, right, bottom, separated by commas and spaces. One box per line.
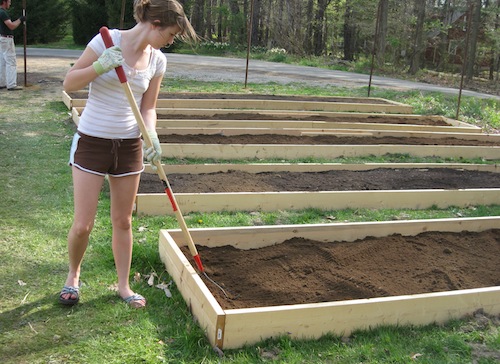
0, 77, 499, 363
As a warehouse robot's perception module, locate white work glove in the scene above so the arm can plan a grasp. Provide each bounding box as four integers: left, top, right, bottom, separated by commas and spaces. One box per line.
92, 46, 124, 75
143, 130, 162, 170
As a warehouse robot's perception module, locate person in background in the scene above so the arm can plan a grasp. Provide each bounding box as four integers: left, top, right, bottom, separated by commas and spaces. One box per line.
59, 0, 197, 308
0, 0, 26, 91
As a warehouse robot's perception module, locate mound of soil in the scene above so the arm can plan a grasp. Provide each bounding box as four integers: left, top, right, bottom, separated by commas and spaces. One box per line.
182, 229, 500, 309
139, 168, 500, 193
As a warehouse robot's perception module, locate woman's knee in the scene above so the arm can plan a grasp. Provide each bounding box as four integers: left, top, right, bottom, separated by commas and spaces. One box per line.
112, 215, 132, 231
70, 221, 94, 238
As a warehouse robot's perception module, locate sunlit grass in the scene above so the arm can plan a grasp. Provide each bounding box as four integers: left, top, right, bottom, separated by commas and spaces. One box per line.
1, 78, 498, 363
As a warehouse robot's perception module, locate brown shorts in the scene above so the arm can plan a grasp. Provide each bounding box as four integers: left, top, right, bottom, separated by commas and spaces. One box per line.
69, 132, 144, 177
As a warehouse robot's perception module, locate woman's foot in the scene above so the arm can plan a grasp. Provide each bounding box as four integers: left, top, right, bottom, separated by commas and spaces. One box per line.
59, 285, 80, 306
122, 293, 146, 308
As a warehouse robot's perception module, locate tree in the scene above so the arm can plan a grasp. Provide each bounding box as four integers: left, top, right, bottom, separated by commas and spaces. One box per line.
490, 0, 500, 80
190, 0, 206, 38
12, 0, 70, 44
465, 0, 482, 81
343, 0, 357, 60
408, 0, 426, 74
105, 0, 134, 29
313, 0, 329, 56
71, 0, 108, 45
374, 0, 388, 66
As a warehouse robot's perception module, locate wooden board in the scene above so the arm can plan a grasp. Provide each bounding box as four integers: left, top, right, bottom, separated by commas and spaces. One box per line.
160, 143, 500, 161
159, 217, 500, 349
156, 126, 499, 142
145, 162, 500, 175
70, 106, 481, 133
136, 188, 500, 215
61, 91, 413, 114
156, 118, 481, 133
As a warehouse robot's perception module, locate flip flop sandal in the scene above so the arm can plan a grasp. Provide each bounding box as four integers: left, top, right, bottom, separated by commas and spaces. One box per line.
123, 293, 146, 308
59, 285, 80, 306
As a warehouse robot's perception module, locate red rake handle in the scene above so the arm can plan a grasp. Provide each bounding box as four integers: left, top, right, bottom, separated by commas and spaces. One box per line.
99, 26, 127, 84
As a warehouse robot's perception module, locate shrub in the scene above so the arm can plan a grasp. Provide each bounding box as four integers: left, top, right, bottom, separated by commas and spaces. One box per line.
12, 0, 69, 44
71, 0, 108, 45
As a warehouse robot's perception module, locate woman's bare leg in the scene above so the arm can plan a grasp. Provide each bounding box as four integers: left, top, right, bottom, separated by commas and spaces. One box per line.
62, 167, 104, 300
108, 173, 143, 306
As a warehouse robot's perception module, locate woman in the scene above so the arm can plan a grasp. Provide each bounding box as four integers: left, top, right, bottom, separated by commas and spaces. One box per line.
60, 0, 197, 308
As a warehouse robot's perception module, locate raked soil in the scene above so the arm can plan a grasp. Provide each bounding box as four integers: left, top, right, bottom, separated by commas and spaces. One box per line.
181, 230, 500, 309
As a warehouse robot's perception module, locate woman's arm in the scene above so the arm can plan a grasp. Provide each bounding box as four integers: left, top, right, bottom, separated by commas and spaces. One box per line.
63, 47, 100, 92
140, 75, 163, 131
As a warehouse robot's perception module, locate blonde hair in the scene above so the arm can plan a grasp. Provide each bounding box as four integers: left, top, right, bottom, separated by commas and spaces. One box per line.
133, 0, 198, 42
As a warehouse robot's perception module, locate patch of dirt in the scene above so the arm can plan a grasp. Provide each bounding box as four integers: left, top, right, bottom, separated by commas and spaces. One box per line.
21, 57, 70, 87
159, 133, 499, 146
139, 168, 500, 193
181, 229, 500, 309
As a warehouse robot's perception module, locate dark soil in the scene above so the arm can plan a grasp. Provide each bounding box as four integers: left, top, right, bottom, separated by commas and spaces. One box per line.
156, 166, 500, 310
182, 229, 500, 309
158, 133, 499, 146
158, 113, 450, 125
139, 168, 500, 193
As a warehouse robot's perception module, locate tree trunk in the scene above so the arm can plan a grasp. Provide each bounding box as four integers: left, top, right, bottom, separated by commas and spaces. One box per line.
437, 0, 451, 72
228, 0, 240, 44
206, 0, 213, 40
217, 0, 223, 41
305, 0, 315, 54
493, 0, 500, 80
251, 0, 261, 46
465, 0, 481, 82
343, 1, 357, 61
313, 0, 328, 56
375, 0, 388, 66
408, 0, 426, 75
191, 0, 205, 38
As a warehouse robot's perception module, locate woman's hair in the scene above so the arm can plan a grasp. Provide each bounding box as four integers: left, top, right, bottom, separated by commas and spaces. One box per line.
133, 0, 198, 42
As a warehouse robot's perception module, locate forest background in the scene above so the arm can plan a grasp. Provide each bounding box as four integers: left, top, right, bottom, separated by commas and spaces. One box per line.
7, 0, 500, 93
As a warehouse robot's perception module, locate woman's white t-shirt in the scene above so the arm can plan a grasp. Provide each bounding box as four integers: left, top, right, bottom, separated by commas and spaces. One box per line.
77, 29, 167, 139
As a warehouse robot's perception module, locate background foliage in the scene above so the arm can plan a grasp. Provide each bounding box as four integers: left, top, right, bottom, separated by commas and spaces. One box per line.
8, 0, 500, 82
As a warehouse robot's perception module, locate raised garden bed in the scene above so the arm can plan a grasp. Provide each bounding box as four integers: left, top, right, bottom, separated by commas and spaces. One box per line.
136, 164, 500, 215
62, 91, 414, 114
159, 217, 500, 349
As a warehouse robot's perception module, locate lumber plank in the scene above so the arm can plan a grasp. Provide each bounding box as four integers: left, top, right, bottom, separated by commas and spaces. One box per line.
161, 143, 500, 160
136, 189, 500, 215
144, 163, 500, 175
221, 288, 500, 348
154, 98, 413, 114
156, 126, 499, 142
158, 231, 224, 347
156, 119, 481, 133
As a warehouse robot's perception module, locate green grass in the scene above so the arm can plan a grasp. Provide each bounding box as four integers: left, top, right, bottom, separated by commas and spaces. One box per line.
1, 80, 499, 363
